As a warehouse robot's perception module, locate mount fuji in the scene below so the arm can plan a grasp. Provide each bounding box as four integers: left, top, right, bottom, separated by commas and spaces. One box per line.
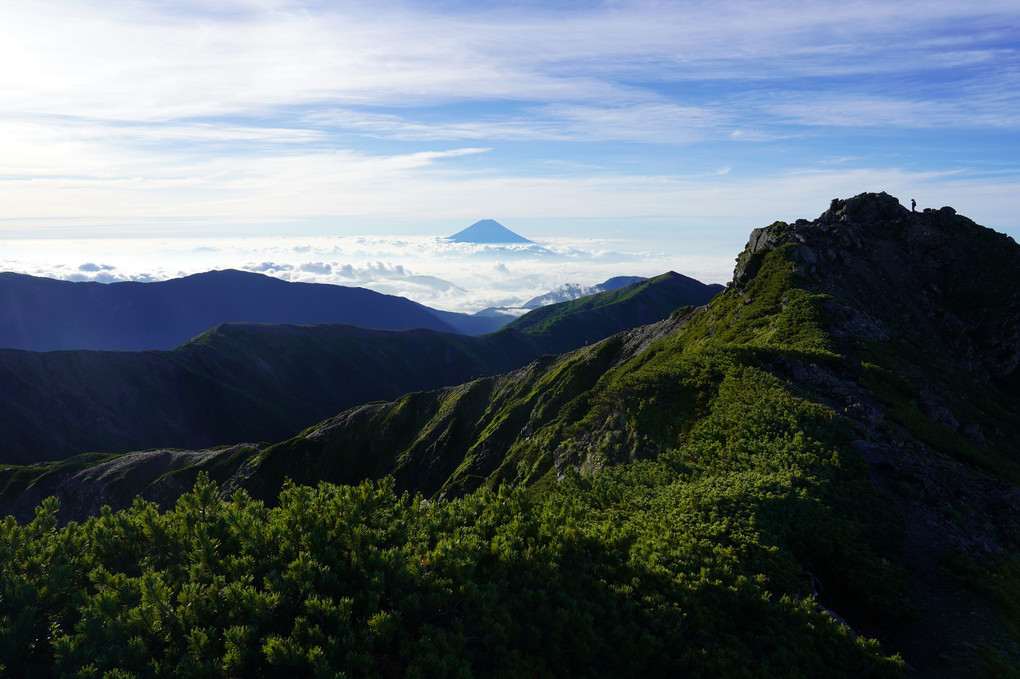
447, 219, 533, 244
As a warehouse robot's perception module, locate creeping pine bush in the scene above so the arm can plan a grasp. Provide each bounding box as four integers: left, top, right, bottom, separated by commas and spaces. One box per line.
0, 364, 906, 677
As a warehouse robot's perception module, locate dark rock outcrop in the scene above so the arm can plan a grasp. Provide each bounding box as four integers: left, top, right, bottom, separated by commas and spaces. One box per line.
728, 192, 1020, 677
732, 191, 1020, 379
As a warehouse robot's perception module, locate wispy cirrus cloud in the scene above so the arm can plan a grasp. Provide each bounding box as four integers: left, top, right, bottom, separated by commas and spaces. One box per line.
0, 0, 1017, 248
306, 102, 727, 143
5, 1, 1017, 121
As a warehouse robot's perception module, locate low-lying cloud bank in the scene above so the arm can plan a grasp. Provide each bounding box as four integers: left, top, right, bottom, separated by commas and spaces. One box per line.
0, 235, 732, 314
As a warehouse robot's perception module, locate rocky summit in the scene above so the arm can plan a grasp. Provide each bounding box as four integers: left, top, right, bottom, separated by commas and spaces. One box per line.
735, 191, 1020, 378
731, 192, 1020, 675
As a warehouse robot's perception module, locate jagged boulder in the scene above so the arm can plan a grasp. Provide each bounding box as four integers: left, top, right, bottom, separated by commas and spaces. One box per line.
820, 191, 908, 225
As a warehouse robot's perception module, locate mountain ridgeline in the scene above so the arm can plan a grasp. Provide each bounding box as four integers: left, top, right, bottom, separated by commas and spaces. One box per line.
521, 275, 646, 309
506, 271, 724, 353
1, 194, 1017, 677
0, 269, 506, 351
0, 272, 719, 464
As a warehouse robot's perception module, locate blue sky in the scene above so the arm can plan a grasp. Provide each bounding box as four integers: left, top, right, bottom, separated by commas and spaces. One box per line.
1, 0, 1018, 286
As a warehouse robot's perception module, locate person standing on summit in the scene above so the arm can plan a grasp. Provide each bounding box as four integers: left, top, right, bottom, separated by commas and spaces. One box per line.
911, 199, 916, 212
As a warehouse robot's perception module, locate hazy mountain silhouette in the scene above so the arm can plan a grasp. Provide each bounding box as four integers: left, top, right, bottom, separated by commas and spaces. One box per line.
474, 275, 650, 320
447, 219, 533, 244
521, 275, 648, 309
0, 269, 505, 351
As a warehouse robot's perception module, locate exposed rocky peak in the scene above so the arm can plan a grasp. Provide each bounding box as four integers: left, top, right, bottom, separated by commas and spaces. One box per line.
726, 193, 1020, 676
733, 191, 1020, 379
818, 190, 910, 225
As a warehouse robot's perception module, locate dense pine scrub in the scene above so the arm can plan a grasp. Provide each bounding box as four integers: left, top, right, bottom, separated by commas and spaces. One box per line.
0, 360, 908, 677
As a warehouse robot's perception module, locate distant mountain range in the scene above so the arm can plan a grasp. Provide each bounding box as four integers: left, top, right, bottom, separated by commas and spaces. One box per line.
0, 272, 721, 464
447, 219, 533, 244
0, 218, 671, 353
0, 269, 506, 351
0, 267, 710, 352
475, 275, 650, 319
522, 276, 647, 308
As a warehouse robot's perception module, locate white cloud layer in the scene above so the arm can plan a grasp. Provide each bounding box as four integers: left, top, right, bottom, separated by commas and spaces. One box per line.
0, 234, 733, 314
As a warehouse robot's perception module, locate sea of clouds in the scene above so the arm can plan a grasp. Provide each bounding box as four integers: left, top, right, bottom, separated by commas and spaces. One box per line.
0, 235, 733, 314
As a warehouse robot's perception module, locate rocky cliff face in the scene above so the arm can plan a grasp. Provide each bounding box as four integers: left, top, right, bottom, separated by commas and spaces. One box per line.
730, 191, 1020, 522
729, 192, 1020, 676
735, 191, 1020, 379
731, 192, 1020, 478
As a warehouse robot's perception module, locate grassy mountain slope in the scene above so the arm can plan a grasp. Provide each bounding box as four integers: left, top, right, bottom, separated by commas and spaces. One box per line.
0, 270, 711, 465
505, 271, 723, 353
0, 325, 541, 465
225, 194, 1020, 673
1, 193, 1017, 676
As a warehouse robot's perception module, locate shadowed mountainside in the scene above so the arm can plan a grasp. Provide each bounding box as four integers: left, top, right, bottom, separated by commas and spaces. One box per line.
0, 272, 720, 464
0, 325, 542, 465
0, 269, 506, 351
